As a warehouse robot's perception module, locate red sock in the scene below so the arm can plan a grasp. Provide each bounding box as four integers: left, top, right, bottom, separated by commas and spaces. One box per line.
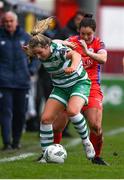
90, 131, 103, 157
54, 132, 62, 144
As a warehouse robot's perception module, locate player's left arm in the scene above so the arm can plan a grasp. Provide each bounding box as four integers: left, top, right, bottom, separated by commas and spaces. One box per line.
64, 50, 81, 74
80, 40, 107, 64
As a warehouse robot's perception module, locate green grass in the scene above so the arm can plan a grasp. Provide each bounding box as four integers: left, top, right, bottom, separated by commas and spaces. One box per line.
0, 107, 124, 179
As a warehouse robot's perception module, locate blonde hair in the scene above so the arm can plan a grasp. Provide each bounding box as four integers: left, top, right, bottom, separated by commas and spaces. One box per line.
31, 16, 55, 35
25, 16, 54, 57
29, 33, 52, 49
25, 17, 54, 57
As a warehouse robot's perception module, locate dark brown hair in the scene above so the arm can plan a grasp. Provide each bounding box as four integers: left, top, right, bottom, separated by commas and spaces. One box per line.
79, 18, 96, 32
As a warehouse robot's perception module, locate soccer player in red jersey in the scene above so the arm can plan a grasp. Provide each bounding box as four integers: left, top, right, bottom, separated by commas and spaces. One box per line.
54, 17, 108, 165
66, 17, 108, 165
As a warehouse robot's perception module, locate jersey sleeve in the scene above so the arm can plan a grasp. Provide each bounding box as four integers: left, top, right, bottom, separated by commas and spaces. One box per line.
68, 36, 78, 42
55, 43, 72, 59
95, 38, 106, 52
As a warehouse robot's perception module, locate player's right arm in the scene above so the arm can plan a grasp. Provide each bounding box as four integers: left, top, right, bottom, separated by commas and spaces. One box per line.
80, 40, 107, 64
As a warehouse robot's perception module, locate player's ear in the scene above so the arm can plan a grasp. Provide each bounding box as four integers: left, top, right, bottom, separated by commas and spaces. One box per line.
45, 44, 49, 49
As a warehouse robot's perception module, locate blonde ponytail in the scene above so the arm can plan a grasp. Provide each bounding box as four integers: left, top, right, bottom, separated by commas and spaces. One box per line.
24, 17, 54, 58
31, 16, 55, 36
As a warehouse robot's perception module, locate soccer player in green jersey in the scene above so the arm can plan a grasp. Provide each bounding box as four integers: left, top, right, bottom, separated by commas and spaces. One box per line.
23, 22, 95, 163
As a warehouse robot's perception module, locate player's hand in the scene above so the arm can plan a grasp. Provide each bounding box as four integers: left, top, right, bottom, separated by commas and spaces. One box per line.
64, 66, 76, 74
79, 40, 88, 54
65, 41, 77, 49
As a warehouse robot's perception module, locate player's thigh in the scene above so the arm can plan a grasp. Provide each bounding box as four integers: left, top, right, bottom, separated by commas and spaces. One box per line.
41, 98, 65, 124
49, 86, 68, 107
42, 86, 67, 123
67, 96, 85, 116
67, 80, 90, 116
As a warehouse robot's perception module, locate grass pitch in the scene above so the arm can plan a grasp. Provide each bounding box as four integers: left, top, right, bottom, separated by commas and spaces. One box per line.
0, 108, 124, 179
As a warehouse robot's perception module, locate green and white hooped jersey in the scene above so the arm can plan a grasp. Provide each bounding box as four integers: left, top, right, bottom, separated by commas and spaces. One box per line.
41, 42, 88, 88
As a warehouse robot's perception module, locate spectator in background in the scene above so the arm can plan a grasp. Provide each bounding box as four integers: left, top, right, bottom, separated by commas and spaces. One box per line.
55, 9, 92, 40
0, 1, 5, 26
26, 74, 38, 132
0, 11, 39, 150
44, 17, 61, 39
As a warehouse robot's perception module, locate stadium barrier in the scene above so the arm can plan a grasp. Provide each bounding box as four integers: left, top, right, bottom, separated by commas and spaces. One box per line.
101, 74, 124, 109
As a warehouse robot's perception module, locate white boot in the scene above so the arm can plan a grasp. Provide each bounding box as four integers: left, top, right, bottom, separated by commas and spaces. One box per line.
83, 139, 95, 160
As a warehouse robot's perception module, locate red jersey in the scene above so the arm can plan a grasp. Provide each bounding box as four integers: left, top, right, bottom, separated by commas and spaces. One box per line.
68, 36, 106, 110
68, 35, 106, 85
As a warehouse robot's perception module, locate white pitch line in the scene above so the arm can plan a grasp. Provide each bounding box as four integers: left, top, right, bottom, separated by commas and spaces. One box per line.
65, 138, 81, 148
0, 152, 36, 163
104, 127, 124, 136
0, 140, 82, 163
65, 127, 124, 149
0, 127, 124, 163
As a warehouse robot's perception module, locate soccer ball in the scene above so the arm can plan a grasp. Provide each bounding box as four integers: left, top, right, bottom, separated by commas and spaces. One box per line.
44, 144, 67, 163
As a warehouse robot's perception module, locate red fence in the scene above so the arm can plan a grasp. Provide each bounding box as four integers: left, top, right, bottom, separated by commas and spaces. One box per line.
102, 51, 123, 74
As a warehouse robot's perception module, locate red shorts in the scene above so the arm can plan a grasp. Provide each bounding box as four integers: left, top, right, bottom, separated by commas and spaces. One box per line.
82, 85, 103, 111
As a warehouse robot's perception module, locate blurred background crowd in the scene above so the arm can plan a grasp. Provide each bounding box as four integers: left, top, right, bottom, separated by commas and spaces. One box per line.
0, 0, 124, 148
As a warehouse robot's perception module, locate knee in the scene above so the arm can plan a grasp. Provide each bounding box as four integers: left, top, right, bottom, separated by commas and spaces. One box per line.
66, 106, 79, 117
41, 113, 53, 124
53, 121, 61, 131
53, 112, 68, 132
90, 123, 102, 135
